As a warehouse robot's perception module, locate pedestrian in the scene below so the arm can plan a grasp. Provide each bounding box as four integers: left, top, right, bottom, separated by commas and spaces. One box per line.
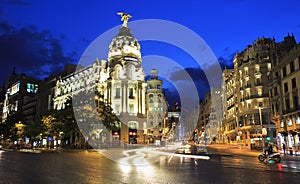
282, 143, 286, 154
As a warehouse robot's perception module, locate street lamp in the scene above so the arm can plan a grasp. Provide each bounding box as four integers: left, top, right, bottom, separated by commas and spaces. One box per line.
233, 114, 240, 143
257, 106, 267, 148
258, 107, 263, 130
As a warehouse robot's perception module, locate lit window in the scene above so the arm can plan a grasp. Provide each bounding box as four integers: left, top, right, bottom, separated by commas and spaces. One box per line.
255, 65, 260, 72
128, 122, 138, 129
27, 83, 38, 93
288, 119, 292, 126
280, 121, 284, 128
267, 63, 271, 71
129, 104, 134, 113
296, 117, 300, 125
258, 89, 262, 96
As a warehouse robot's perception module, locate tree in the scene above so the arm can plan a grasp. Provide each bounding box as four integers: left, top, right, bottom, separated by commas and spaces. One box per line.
25, 120, 44, 144
3, 111, 25, 141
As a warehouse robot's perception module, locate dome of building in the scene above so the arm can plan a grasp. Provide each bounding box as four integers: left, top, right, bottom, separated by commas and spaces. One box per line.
150, 69, 158, 79
108, 26, 141, 62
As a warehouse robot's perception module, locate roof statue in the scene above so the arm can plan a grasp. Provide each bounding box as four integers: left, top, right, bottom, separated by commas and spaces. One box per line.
117, 12, 132, 27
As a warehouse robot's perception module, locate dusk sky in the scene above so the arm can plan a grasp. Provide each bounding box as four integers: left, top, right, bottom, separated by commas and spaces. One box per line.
1, 0, 300, 99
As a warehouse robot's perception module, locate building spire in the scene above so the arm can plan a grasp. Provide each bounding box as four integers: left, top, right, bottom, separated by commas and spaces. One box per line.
117, 12, 132, 27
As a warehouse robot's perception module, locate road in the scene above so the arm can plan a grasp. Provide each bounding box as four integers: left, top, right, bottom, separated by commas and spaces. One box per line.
0, 146, 300, 184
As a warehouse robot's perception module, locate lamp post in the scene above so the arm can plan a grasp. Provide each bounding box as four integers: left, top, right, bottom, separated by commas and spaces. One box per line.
233, 114, 240, 144
257, 106, 266, 148
258, 107, 263, 130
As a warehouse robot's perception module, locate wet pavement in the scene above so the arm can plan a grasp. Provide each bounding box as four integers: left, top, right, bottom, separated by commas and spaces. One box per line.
1, 144, 300, 183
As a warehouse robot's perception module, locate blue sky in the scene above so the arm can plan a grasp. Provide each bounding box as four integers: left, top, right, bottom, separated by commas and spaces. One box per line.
0, 0, 300, 100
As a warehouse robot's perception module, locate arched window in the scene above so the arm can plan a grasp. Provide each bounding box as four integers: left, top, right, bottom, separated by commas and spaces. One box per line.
128, 121, 138, 129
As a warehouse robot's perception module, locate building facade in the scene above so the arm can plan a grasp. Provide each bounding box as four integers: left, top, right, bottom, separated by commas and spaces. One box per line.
222, 69, 236, 143
269, 34, 300, 150
222, 35, 299, 148
52, 14, 168, 145
2, 69, 40, 124
145, 69, 168, 143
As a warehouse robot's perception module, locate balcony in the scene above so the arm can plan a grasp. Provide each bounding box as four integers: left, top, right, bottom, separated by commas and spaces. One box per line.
254, 82, 263, 86
244, 94, 268, 100
254, 72, 262, 78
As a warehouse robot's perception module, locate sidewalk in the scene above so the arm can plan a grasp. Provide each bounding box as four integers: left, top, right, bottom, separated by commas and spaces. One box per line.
207, 144, 300, 161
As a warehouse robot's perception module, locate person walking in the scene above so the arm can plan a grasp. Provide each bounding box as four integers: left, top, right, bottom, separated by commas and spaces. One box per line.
282, 143, 286, 154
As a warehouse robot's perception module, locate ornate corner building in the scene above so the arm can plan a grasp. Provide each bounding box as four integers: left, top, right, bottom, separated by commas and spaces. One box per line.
52, 13, 168, 145
222, 34, 300, 150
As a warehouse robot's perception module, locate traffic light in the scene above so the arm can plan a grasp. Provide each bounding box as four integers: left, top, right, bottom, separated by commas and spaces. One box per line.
266, 136, 271, 141
239, 121, 242, 127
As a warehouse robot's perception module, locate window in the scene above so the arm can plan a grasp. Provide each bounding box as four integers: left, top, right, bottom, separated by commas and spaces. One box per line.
274, 86, 278, 96
244, 67, 248, 75
129, 104, 134, 113
115, 104, 120, 113
129, 88, 134, 99
257, 89, 262, 96
288, 119, 292, 126
284, 83, 288, 92
292, 78, 296, 89
255, 65, 260, 72
286, 98, 290, 109
267, 63, 271, 72
115, 88, 120, 98
290, 61, 295, 73
293, 95, 298, 108
256, 78, 262, 85
280, 121, 284, 128
128, 122, 138, 129
26, 83, 38, 93
149, 94, 153, 103
296, 117, 300, 125
282, 67, 287, 77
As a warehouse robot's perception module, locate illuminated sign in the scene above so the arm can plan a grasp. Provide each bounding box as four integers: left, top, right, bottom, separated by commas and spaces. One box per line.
9, 82, 20, 95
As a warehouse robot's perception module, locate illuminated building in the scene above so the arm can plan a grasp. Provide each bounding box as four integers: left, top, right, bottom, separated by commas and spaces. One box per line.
145, 69, 168, 143
2, 68, 40, 124
268, 34, 300, 150
222, 69, 236, 143
52, 13, 167, 145
222, 35, 299, 148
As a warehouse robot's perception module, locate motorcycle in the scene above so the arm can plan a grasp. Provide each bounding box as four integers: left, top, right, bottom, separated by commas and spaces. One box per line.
258, 149, 281, 163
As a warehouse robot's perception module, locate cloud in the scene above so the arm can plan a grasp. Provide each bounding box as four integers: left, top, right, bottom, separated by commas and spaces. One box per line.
167, 67, 209, 100
0, 22, 77, 84
166, 56, 234, 100
218, 55, 234, 69
0, 0, 31, 6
